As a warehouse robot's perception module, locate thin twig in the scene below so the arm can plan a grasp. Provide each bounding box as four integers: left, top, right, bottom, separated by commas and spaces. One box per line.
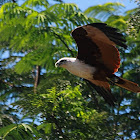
53, 32, 75, 57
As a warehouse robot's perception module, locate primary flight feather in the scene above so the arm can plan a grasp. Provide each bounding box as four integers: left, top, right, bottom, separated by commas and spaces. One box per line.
55, 23, 140, 106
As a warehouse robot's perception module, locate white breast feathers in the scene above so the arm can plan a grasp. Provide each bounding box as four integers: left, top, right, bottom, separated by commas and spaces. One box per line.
63, 58, 96, 80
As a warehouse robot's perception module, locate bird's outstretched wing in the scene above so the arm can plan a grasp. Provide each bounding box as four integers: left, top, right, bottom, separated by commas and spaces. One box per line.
71, 23, 126, 74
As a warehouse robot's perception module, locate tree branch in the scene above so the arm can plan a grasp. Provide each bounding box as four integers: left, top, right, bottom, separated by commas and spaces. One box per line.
34, 66, 41, 94
53, 32, 75, 57
0, 78, 32, 92
0, 78, 14, 87
12, 0, 16, 3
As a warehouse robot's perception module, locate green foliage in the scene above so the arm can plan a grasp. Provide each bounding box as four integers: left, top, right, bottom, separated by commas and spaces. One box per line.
84, 2, 125, 20
0, 0, 140, 139
0, 123, 39, 140
14, 86, 111, 139
126, 8, 140, 38
0, 0, 93, 74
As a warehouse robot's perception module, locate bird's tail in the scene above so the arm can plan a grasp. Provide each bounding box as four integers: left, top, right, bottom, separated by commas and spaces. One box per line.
107, 75, 140, 93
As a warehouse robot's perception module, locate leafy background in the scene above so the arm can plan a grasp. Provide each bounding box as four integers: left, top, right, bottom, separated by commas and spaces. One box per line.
0, 0, 139, 139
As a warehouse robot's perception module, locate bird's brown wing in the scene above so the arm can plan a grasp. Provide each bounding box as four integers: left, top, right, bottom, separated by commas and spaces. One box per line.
71, 23, 126, 74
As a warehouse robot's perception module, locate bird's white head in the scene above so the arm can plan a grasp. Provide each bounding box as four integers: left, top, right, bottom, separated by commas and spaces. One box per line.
55, 57, 76, 68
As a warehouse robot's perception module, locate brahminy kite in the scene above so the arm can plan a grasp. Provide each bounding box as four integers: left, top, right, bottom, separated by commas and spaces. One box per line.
55, 23, 140, 106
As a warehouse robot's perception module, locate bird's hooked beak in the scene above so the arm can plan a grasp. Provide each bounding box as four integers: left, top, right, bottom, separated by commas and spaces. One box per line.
55, 61, 60, 68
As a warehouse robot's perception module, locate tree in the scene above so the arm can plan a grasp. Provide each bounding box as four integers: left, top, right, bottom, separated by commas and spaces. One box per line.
0, 0, 139, 139
126, 4, 140, 37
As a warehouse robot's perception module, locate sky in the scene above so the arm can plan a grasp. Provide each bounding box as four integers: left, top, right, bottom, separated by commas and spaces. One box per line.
63, 0, 138, 11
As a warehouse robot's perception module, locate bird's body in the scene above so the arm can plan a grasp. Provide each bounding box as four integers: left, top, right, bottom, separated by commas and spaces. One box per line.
57, 57, 96, 80
55, 23, 140, 106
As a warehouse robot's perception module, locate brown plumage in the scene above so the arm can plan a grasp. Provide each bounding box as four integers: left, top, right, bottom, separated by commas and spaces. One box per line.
56, 23, 140, 106
71, 23, 140, 106
72, 23, 122, 74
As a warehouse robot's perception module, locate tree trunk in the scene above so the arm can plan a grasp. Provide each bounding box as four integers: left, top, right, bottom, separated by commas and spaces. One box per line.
34, 66, 41, 94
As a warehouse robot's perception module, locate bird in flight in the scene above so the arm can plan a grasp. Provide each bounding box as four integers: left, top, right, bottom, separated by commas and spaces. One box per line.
55, 23, 140, 106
